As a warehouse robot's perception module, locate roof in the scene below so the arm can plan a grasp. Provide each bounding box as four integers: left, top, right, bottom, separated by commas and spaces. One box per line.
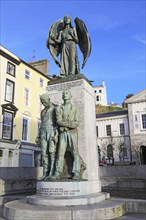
124, 89, 146, 104
96, 110, 128, 118
0, 45, 51, 80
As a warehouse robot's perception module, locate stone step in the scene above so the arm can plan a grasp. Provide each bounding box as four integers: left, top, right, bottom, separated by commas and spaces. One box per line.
102, 188, 146, 200
3, 198, 127, 220
27, 192, 110, 206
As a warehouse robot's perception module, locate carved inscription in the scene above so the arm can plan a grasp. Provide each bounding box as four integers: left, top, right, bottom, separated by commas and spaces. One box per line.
37, 188, 80, 196
47, 80, 83, 92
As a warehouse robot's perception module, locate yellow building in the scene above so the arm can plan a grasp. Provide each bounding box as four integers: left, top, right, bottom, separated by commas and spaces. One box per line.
0, 45, 50, 167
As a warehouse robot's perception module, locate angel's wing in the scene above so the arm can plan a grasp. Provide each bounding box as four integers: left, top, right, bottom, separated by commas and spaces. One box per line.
47, 19, 63, 67
74, 17, 91, 69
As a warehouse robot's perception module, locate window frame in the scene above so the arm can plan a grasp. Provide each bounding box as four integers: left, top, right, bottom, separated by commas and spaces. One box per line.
39, 78, 44, 87
7, 61, 16, 77
24, 69, 30, 80
96, 126, 98, 137
120, 144, 128, 158
22, 118, 29, 141
107, 144, 113, 158
24, 87, 30, 107
141, 114, 146, 130
119, 123, 125, 135
5, 79, 15, 103
106, 125, 111, 136
2, 111, 14, 140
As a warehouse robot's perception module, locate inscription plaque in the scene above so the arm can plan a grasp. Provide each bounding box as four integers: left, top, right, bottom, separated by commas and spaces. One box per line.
47, 80, 83, 92
37, 187, 80, 196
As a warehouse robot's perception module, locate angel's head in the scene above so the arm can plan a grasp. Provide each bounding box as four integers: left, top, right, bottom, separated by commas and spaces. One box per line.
63, 15, 73, 28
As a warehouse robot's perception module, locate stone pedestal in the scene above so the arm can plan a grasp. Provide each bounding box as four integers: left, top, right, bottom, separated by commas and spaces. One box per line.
46, 74, 101, 192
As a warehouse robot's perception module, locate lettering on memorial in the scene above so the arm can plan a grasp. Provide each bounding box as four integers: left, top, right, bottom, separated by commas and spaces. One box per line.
37, 187, 80, 196
47, 80, 83, 92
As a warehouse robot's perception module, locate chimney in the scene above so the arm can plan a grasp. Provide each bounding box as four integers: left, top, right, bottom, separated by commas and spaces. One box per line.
29, 59, 49, 75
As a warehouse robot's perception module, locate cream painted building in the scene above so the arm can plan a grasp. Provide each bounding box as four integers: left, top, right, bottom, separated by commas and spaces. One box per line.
0, 45, 50, 167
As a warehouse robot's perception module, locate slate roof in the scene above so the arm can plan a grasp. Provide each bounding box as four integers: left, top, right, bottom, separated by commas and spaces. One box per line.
96, 110, 128, 118
124, 89, 146, 104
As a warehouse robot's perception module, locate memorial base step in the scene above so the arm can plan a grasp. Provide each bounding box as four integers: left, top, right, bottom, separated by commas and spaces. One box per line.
27, 192, 110, 206
3, 198, 127, 220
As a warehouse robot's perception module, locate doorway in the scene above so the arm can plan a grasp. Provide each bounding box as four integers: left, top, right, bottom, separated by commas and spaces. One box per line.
140, 145, 146, 164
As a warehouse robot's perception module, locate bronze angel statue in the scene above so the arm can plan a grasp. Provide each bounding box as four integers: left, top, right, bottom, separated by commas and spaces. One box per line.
47, 15, 91, 77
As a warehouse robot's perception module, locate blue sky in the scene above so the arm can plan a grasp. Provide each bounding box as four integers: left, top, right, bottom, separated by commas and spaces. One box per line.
1, 0, 145, 104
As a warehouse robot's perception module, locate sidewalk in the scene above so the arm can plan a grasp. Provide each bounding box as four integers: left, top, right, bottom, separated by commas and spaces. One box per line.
116, 213, 146, 220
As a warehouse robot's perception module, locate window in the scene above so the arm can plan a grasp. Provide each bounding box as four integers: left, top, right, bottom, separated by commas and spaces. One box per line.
94, 90, 97, 93
120, 144, 127, 157
96, 126, 98, 137
40, 78, 44, 87
135, 115, 138, 122
25, 70, 30, 80
38, 121, 41, 130
106, 125, 111, 136
7, 62, 15, 76
142, 114, 146, 129
2, 111, 13, 140
5, 79, 15, 102
0, 150, 3, 157
8, 151, 13, 167
22, 118, 28, 141
24, 88, 29, 106
99, 89, 102, 93
96, 95, 99, 101
39, 95, 43, 112
107, 144, 113, 158
37, 121, 41, 135
0, 150, 3, 166
119, 123, 125, 135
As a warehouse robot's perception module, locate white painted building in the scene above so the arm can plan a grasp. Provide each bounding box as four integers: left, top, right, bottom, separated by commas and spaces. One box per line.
125, 89, 146, 164
94, 81, 107, 106
96, 110, 131, 165
96, 89, 146, 165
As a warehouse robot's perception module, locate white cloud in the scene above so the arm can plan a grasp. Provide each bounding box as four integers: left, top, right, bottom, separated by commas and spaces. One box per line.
133, 35, 146, 45
95, 15, 121, 30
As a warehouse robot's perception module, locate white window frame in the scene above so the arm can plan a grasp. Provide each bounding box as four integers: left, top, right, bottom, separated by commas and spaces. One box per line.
39, 95, 43, 112
24, 69, 31, 80
22, 117, 30, 142
140, 113, 146, 130
119, 123, 125, 135
106, 125, 111, 136
5, 79, 15, 102
39, 78, 44, 87
2, 111, 13, 140
24, 87, 30, 107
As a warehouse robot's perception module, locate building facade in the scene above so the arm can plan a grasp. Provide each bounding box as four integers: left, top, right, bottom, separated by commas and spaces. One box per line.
0, 46, 50, 167
96, 110, 131, 165
96, 89, 146, 165
125, 90, 146, 164
94, 81, 107, 106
